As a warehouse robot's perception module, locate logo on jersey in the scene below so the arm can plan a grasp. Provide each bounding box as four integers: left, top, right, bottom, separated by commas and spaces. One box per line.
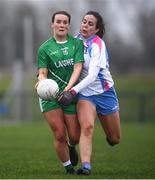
50, 50, 58, 55
61, 47, 68, 55
55, 58, 74, 68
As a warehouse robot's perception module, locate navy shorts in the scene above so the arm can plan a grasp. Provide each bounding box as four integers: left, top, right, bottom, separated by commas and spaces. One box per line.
78, 87, 119, 115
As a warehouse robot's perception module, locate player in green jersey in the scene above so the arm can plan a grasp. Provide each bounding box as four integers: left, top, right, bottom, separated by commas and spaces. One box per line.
35, 11, 84, 174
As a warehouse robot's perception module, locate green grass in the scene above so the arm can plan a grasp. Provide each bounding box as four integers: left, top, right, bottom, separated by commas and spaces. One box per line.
0, 121, 155, 179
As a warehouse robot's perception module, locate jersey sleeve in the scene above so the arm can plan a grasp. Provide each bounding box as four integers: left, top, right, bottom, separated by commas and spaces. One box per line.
73, 65, 100, 93
37, 47, 50, 69
89, 40, 107, 69
74, 39, 84, 64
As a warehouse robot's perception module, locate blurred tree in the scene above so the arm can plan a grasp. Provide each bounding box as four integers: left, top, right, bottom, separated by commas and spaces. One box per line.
0, 0, 155, 74
137, 10, 155, 70
0, 1, 8, 67
105, 0, 155, 74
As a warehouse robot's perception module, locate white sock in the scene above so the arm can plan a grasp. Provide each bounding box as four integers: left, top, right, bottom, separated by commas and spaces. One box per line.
63, 160, 72, 167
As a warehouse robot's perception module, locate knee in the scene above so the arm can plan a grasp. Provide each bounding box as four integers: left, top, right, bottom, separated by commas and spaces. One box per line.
55, 131, 66, 144
82, 123, 94, 137
107, 134, 121, 146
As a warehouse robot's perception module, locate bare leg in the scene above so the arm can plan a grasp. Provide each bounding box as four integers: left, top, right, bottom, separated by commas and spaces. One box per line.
98, 111, 121, 146
64, 114, 80, 145
77, 100, 96, 163
64, 114, 80, 166
43, 108, 70, 162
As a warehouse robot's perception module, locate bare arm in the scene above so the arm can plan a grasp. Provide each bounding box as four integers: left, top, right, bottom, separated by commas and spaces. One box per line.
35, 68, 48, 89
64, 62, 83, 91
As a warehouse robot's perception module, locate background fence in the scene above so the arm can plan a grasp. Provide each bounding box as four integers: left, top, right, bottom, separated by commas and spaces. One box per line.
118, 92, 155, 123
0, 92, 155, 123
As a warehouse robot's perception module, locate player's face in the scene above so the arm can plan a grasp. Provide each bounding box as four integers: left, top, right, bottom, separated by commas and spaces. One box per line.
80, 15, 99, 39
51, 14, 70, 40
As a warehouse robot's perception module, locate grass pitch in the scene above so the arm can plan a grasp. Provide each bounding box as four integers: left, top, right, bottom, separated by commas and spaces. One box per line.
0, 121, 155, 179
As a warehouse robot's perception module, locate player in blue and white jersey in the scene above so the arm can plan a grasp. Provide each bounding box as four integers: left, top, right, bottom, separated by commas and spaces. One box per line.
58, 11, 121, 175
74, 32, 114, 96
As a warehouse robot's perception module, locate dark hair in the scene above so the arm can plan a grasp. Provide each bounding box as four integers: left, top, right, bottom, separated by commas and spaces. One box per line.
85, 11, 105, 38
52, 11, 71, 24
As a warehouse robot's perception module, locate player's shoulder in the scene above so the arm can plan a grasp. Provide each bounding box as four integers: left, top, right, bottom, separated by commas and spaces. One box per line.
91, 35, 104, 44
68, 34, 83, 44
91, 35, 106, 49
38, 37, 54, 51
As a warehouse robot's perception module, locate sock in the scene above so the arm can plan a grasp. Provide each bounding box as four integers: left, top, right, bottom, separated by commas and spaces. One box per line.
63, 160, 73, 171
82, 162, 91, 170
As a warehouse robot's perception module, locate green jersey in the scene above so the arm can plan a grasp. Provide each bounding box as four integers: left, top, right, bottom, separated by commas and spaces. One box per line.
37, 35, 84, 93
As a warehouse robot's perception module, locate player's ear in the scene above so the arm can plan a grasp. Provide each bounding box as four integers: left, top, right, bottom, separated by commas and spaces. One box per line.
51, 23, 54, 29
